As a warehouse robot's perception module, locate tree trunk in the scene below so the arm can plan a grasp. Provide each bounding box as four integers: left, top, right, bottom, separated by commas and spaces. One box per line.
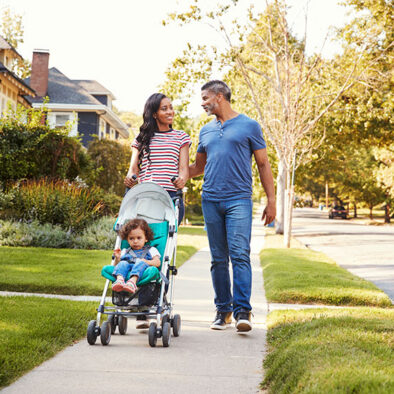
275, 158, 285, 234
384, 203, 390, 223
369, 204, 373, 220
284, 167, 292, 248
353, 202, 357, 218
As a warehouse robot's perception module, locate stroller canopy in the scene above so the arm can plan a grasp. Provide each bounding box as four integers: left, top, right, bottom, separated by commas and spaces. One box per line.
116, 183, 177, 229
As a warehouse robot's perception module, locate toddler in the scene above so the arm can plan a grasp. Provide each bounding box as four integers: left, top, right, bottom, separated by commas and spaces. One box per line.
112, 218, 160, 293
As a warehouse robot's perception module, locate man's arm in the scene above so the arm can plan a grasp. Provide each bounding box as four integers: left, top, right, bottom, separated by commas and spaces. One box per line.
189, 152, 207, 178
254, 148, 276, 225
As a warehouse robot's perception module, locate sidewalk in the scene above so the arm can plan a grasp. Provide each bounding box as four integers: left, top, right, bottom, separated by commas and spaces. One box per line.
2, 215, 268, 393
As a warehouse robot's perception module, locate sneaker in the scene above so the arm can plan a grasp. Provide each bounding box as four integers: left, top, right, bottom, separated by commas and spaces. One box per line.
136, 316, 149, 329
210, 311, 232, 330
112, 277, 125, 292
235, 311, 252, 332
123, 280, 137, 294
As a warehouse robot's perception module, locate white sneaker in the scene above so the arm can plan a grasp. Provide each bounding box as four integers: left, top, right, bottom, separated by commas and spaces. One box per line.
235, 311, 252, 332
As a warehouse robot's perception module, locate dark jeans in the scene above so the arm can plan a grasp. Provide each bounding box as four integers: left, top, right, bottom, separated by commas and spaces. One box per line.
167, 190, 184, 225
202, 198, 253, 317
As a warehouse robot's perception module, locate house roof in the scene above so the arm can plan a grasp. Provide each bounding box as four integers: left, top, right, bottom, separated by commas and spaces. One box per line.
0, 35, 23, 60
24, 67, 129, 138
25, 67, 103, 105
73, 80, 115, 99
0, 61, 36, 96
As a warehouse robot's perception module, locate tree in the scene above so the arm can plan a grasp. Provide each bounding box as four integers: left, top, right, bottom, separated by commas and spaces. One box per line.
165, 0, 386, 246
1, 8, 30, 78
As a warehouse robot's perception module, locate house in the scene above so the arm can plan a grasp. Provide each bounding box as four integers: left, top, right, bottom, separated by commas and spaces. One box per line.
24, 50, 129, 146
0, 35, 35, 112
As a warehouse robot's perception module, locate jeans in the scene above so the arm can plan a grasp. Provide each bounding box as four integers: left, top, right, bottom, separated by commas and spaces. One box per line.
202, 198, 253, 317
113, 260, 149, 280
167, 191, 184, 225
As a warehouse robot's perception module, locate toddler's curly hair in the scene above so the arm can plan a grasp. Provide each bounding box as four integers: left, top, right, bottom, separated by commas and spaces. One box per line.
119, 218, 154, 242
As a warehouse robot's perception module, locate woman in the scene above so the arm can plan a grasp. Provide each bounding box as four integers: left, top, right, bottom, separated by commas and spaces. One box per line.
124, 93, 190, 223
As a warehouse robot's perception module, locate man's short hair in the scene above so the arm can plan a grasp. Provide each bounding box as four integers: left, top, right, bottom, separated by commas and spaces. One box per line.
201, 80, 231, 102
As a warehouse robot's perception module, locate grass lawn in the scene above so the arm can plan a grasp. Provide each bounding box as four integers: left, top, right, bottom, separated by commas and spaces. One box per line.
1, 244, 197, 296
261, 230, 392, 307
263, 307, 394, 393
0, 296, 96, 389
178, 225, 208, 250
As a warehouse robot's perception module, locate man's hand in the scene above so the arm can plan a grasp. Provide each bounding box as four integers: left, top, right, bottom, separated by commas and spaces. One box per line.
124, 176, 138, 188
262, 200, 276, 226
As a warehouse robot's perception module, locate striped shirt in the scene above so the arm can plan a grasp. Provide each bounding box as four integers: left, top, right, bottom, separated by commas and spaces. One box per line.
132, 129, 191, 192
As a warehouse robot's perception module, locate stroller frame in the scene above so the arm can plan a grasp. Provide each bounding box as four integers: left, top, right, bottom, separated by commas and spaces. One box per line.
87, 183, 182, 347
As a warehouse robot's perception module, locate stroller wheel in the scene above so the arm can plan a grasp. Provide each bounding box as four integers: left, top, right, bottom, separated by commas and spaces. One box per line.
161, 314, 169, 328
87, 320, 98, 345
148, 322, 157, 347
172, 314, 181, 337
118, 315, 128, 335
100, 321, 111, 346
162, 322, 171, 347
108, 315, 117, 335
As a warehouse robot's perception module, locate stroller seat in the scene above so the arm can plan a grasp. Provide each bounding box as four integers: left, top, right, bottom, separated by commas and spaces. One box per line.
101, 221, 169, 286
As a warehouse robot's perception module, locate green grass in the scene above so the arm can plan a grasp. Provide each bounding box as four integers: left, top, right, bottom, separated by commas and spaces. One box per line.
260, 247, 392, 307
1, 244, 197, 295
178, 225, 206, 236
263, 308, 394, 393
0, 296, 96, 389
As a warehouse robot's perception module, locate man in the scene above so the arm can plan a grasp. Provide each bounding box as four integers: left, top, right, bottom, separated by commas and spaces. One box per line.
189, 80, 276, 332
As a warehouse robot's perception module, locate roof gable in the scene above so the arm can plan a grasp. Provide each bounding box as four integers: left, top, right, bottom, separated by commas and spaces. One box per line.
73, 80, 115, 99
25, 67, 103, 105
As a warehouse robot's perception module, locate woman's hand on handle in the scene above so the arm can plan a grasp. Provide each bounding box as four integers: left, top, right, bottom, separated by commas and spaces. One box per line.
124, 175, 138, 188
172, 176, 186, 189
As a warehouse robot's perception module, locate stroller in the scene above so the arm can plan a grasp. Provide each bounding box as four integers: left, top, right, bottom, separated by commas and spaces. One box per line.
86, 182, 181, 347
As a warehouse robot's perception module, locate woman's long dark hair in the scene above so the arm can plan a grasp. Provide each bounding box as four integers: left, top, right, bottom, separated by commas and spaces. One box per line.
136, 93, 170, 168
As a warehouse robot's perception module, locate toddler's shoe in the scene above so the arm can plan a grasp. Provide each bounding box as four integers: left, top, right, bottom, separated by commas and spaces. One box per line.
123, 280, 137, 294
112, 277, 125, 292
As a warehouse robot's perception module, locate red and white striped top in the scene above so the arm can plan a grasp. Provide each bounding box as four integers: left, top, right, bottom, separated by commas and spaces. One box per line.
132, 129, 191, 192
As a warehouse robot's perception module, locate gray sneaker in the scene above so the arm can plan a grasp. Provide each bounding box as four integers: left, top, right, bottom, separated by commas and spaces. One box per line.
210, 311, 232, 330
235, 311, 252, 332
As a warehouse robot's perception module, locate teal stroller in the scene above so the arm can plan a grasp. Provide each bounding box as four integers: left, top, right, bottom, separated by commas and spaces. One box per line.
86, 182, 181, 347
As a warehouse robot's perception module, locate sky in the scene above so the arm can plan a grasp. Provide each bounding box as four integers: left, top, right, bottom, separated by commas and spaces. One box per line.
1, 0, 352, 116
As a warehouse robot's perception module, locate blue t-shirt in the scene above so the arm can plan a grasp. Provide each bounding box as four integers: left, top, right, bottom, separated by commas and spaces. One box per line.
197, 114, 266, 201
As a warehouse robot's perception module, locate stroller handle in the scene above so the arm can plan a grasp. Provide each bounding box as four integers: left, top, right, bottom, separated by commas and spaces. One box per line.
125, 174, 138, 194
171, 177, 183, 198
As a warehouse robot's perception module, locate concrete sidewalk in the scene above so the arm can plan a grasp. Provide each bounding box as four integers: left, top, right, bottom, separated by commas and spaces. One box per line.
2, 216, 268, 393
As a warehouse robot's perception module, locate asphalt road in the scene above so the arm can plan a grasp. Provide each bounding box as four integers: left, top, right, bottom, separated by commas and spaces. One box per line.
292, 208, 394, 303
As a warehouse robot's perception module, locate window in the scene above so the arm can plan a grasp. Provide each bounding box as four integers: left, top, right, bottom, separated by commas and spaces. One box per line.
55, 114, 70, 127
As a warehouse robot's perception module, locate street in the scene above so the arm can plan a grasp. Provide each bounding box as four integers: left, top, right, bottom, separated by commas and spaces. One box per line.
292, 208, 394, 303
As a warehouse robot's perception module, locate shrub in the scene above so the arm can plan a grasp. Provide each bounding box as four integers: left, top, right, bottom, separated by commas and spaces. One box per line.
0, 105, 90, 189
72, 216, 116, 249
0, 217, 116, 249
0, 220, 73, 248
86, 137, 131, 196
0, 179, 103, 231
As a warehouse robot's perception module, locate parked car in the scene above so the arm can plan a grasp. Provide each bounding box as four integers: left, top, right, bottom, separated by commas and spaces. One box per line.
328, 205, 348, 219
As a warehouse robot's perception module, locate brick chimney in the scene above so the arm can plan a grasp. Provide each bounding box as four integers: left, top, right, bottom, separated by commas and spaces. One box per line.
30, 49, 49, 97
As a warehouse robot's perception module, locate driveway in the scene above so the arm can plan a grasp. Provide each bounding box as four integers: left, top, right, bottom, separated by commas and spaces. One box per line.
292, 208, 394, 303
